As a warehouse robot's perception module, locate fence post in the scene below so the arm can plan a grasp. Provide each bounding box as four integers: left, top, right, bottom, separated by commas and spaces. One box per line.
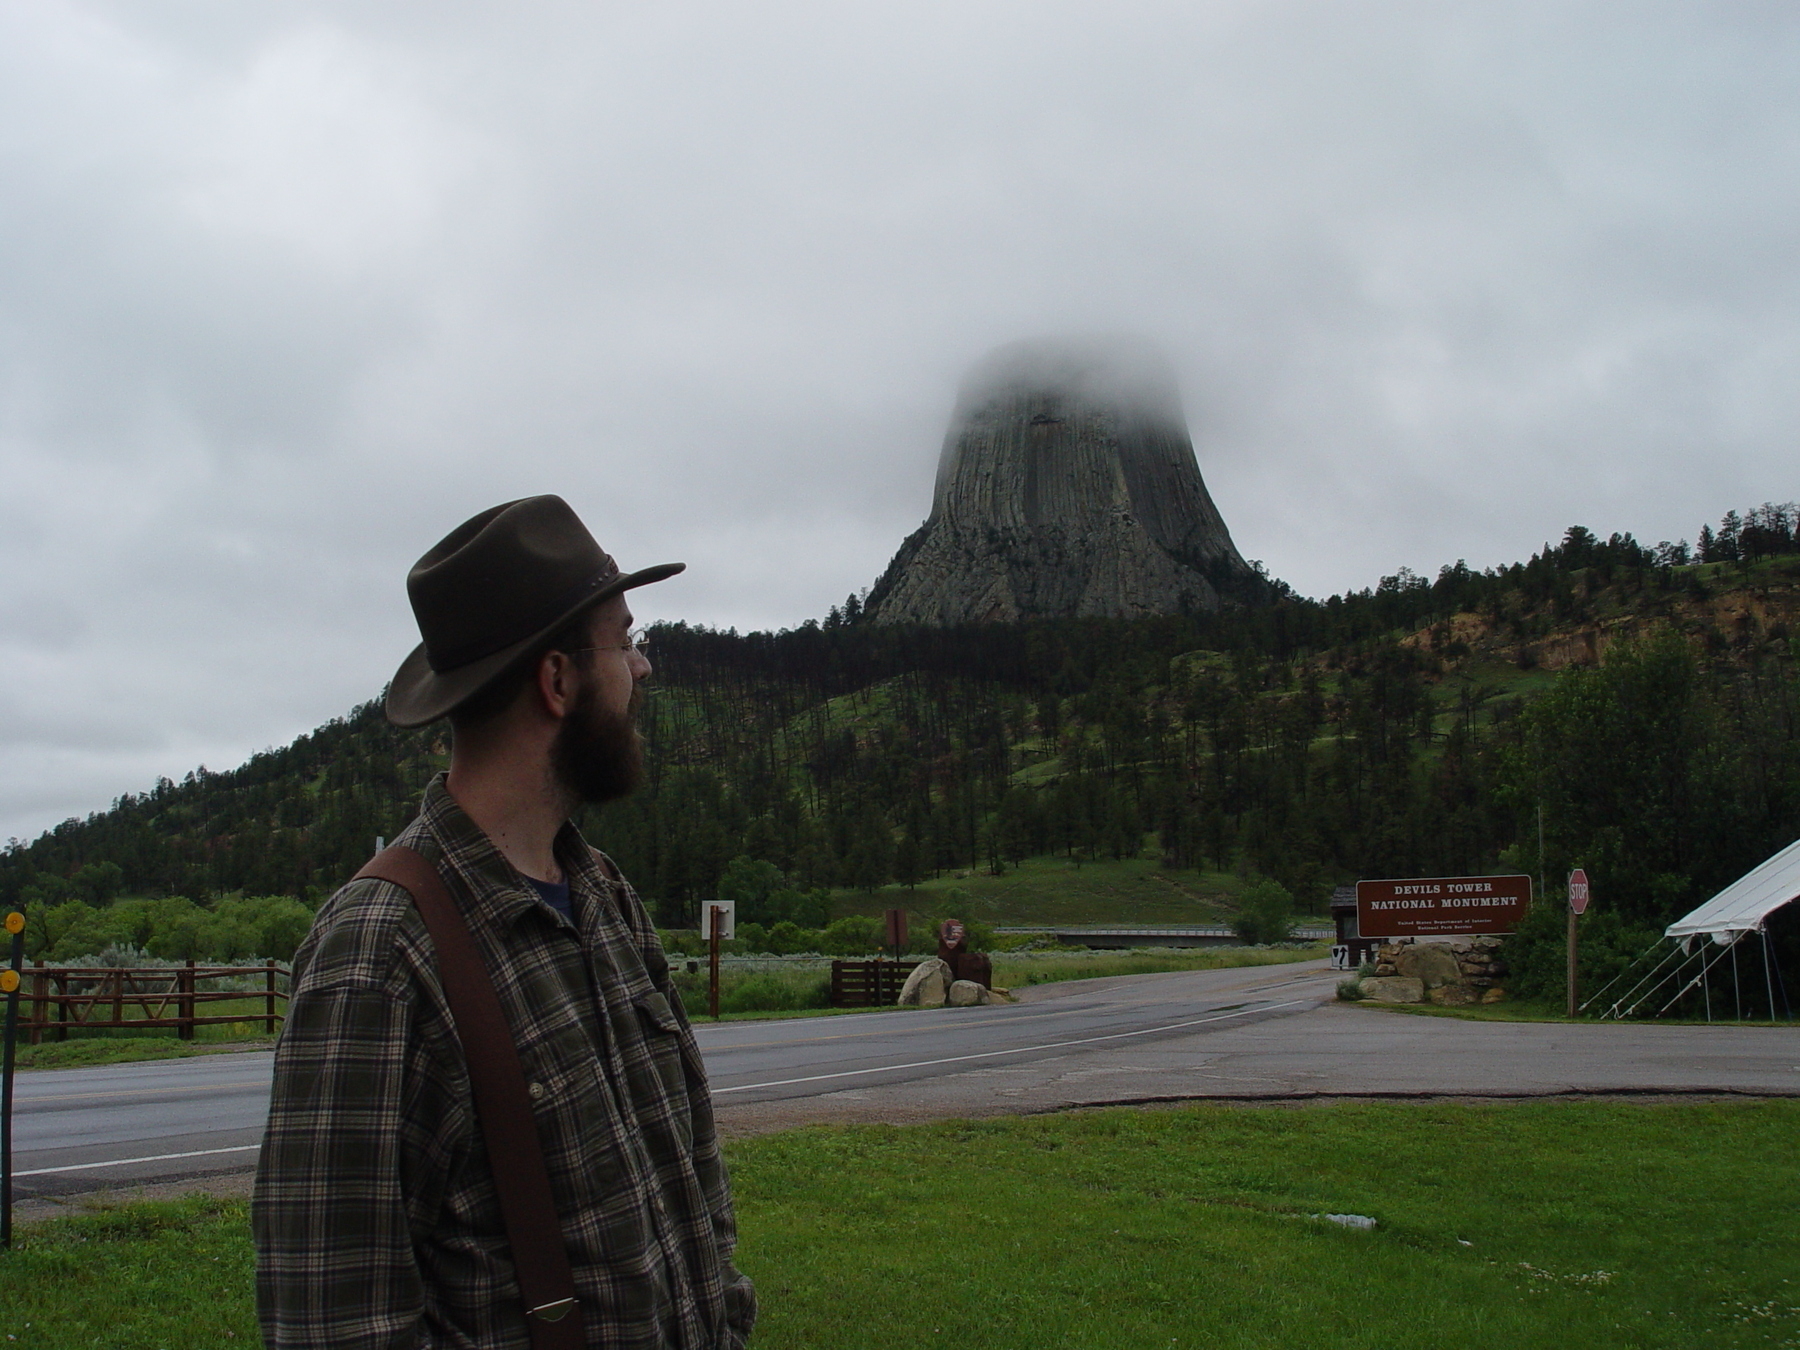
265, 959, 278, 1036
179, 960, 196, 1041
54, 972, 67, 1042
29, 962, 45, 1048
111, 966, 124, 1029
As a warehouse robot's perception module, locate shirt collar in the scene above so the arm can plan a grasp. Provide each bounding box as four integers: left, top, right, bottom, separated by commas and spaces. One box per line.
417, 773, 604, 932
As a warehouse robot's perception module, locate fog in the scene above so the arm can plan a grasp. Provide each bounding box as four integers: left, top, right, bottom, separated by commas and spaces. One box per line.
4, 1, 1798, 841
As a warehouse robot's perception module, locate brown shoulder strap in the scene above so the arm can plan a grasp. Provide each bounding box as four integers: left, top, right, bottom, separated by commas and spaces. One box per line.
356, 845, 585, 1350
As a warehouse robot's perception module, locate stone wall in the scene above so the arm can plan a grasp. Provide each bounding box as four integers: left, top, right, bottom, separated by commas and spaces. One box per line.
1352, 938, 1508, 1006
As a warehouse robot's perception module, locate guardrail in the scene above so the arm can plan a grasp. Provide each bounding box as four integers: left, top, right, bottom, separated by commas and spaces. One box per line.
19, 960, 289, 1043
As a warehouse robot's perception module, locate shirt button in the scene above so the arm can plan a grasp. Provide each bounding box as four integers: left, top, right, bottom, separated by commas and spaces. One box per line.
528, 1082, 547, 1100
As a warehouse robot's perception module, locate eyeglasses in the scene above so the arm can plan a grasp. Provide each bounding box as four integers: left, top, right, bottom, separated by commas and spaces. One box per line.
564, 627, 650, 659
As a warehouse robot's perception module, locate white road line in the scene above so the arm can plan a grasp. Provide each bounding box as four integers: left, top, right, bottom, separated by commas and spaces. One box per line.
15, 1144, 261, 1178
713, 996, 1314, 1094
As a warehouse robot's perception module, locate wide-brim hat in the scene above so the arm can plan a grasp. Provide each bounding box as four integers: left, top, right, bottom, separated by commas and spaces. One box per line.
385, 495, 683, 727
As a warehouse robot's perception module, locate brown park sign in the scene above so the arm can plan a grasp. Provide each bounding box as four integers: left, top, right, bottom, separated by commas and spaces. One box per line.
1355, 874, 1533, 939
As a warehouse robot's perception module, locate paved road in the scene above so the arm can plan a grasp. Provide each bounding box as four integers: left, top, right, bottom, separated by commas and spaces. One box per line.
11, 958, 1800, 1200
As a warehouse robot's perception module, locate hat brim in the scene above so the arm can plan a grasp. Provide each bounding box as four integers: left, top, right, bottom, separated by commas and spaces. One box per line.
384, 561, 684, 728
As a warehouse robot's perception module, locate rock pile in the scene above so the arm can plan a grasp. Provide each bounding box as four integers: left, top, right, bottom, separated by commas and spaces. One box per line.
896, 959, 1014, 1008
1354, 938, 1508, 1006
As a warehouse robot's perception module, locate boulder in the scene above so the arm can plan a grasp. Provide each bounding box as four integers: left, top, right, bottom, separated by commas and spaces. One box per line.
1427, 984, 1478, 1007
1394, 944, 1462, 989
1360, 977, 1426, 1004
947, 980, 986, 1007
898, 958, 951, 1008
1481, 986, 1508, 1004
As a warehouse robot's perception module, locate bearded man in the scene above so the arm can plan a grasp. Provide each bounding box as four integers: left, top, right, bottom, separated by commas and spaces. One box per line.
254, 496, 755, 1349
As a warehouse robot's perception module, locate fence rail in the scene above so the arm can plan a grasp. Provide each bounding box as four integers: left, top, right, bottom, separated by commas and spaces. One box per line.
20, 960, 289, 1043
829, 959, 920, 1008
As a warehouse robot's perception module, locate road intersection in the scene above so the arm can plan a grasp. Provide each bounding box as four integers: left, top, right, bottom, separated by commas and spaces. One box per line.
10, 958, 1798, 1207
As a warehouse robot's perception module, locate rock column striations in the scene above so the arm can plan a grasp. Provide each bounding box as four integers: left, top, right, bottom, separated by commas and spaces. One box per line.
864, 338, 1259, 625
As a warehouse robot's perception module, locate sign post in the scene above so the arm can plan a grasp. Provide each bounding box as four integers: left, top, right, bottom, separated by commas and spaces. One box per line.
883, 908, 907, 964
708, 906, 722, 1020
704, 902, 735, 1021
1567, 868, 1590, 1018
2, 907, 25, 1249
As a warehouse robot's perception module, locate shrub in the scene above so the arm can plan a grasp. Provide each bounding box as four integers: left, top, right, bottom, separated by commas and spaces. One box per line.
1231, 879, 1295, 945
1499, 900, 1663, 1007
817, 915, 883, 956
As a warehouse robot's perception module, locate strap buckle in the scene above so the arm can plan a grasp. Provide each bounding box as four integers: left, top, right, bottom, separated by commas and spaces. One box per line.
527, 1297, 578, 1323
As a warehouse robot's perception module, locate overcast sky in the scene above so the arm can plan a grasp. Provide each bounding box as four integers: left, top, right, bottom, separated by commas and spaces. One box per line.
4, 1, 1798, 843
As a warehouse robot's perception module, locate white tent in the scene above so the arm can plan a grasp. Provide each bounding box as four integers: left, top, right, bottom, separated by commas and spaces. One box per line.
1665, 836, 1800, 946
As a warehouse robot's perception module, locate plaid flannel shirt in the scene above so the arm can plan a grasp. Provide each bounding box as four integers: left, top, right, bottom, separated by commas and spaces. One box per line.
253, 775, 755, 1349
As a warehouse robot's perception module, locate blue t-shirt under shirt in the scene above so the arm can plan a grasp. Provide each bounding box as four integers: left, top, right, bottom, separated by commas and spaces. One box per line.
526, 875, 575, 923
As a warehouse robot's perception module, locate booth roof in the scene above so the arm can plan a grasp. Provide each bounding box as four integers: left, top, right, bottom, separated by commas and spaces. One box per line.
1664, 836, 1800, 944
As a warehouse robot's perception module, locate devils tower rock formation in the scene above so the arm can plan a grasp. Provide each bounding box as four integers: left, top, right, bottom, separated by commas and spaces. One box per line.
863, 338, 1258, 625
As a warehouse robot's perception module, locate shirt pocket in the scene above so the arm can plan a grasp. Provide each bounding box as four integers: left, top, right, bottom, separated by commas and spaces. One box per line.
630, 991, 692, 1142
515, 1023, 629, 1184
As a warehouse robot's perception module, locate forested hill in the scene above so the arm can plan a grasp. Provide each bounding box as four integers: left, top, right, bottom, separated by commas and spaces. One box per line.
5, 505, 1799, 943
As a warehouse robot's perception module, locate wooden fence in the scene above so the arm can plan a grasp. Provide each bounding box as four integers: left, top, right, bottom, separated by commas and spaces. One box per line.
19, 959, 290, 1044
829, 959, 920, 1008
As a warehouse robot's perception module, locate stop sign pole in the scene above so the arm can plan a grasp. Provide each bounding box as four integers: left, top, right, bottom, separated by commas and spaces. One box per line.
1567, 868, 1591, 1017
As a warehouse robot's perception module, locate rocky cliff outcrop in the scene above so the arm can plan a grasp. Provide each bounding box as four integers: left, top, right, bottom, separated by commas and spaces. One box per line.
864, 338, 1260, 625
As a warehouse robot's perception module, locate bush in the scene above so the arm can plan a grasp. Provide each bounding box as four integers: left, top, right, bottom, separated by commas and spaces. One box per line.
817, 915, 883, 956
765, 921, 813, 955
717, 971, 831, 1014
1231, 879, 1295, 945
1499, 900, 1663, 1008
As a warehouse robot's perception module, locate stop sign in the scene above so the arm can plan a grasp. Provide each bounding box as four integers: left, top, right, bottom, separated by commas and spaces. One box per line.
1568, 868, 1591, 915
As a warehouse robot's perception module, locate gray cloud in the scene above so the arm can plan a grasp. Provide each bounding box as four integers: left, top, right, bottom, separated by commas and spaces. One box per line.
4, 0, 1799, 840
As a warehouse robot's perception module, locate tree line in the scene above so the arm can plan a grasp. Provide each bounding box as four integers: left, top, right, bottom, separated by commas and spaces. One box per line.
3, 503, 1796, 974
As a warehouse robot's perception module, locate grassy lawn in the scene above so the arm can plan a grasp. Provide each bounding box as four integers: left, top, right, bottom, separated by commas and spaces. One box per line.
4, 1100, 1794, 1348
833, 854, 1300, 928
994, 944, 1328, 988
13, 1035, 275, 1071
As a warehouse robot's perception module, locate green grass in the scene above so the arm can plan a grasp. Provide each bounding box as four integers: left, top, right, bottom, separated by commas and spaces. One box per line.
14, 1034, 275, 1070
0, 1195, 259, 1345
7, 1100, 1794, 1348
731, 1100, 1800, 1349
834, 854, 1275, 927
993, 944, 1328, 988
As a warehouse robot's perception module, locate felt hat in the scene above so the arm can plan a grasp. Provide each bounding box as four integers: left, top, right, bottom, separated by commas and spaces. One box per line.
385, 495, 683, 727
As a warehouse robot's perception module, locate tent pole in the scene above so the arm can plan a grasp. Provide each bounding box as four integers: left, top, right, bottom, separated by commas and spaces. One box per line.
1599, 938, 1682, 1019
1763, 928, 1777, 1023
1658, 939, 1747, 1019
1732, 935, 1742, 1021
1586, 936, 1659, 1017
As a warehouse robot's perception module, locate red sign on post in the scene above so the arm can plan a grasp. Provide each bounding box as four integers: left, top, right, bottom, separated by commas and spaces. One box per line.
1355, 875, 1533, 938
1568, 868, 1591, 915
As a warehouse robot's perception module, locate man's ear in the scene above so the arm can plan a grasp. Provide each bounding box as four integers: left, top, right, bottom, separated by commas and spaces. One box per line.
533, 650, 582, 721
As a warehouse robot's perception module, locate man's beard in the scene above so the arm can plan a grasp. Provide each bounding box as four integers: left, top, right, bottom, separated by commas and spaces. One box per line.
550, 680, 645, 806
